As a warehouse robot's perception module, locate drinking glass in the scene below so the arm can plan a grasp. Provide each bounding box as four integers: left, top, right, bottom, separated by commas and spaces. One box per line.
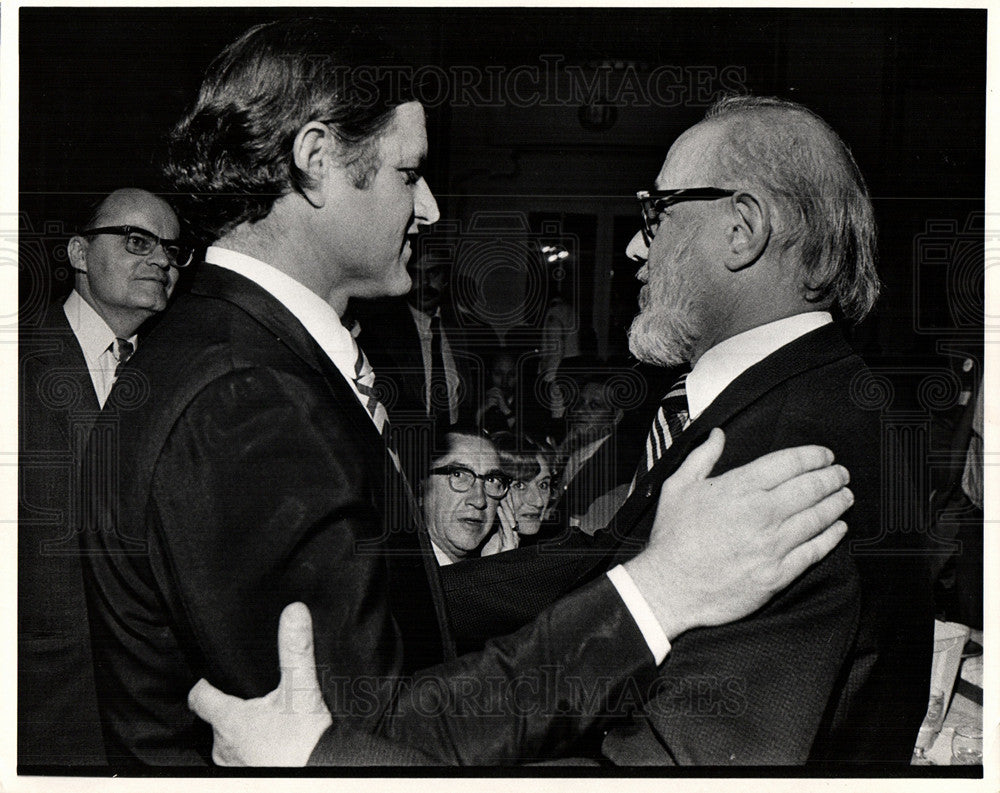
951, 725, 983, 765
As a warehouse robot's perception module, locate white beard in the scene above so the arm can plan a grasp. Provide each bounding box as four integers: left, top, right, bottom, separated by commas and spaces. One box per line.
627, 230, 701, 367
627, 300, 698, 366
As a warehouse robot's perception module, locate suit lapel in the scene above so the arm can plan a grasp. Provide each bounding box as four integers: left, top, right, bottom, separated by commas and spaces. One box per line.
611, 324, 857, 541
191, 264, 455, 662
25, 304, 102, 445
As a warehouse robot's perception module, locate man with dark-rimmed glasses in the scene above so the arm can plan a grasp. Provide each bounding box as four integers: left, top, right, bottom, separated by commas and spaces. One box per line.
19, 187, 187, 767
423, 430, 510, 565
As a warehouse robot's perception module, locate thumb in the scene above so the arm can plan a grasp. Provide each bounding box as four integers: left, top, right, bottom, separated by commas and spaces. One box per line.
188, 678, 242, 726
277, 602, 321, 697
660, 428, 725, 496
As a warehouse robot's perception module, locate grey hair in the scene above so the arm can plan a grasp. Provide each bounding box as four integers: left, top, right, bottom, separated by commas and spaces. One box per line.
704, 95, 880, 322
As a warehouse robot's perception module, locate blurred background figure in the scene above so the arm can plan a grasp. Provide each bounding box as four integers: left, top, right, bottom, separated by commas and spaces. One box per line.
355, 250, 477, 431
929, 374, 983, 635
476, 350, 517, 434
553, 370, 652, 535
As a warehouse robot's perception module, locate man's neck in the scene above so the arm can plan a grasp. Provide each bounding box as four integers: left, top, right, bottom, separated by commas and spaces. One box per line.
689, 304, 826, 366
216, 209, 348, 316
74, 283, 145, 338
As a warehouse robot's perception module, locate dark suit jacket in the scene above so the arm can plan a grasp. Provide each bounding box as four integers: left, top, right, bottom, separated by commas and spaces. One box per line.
441, 323, 934, 765
354, 296, 484, 425
19, 300, 107, 767
80, 264, 654, 767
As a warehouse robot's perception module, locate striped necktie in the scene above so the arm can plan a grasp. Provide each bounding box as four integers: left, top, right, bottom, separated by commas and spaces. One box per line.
353, 344, 390, 436
637, 371, 689, 481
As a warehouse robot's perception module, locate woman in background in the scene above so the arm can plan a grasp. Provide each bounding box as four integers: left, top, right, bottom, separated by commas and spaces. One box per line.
482, 432, 556, 554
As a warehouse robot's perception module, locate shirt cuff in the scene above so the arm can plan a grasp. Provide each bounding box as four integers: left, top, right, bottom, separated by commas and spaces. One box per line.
606, 565, 671, 665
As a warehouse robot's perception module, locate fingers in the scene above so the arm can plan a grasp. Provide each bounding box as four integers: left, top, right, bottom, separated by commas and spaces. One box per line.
188, 678, 242, 726
277, 602, 320, 697
499, 512, 518, 550
497, 500, 516, 533
778, 519, 849, 586
505, 525, 520, 551
772, 485, 854, 553
724, 444, 836, 492
661, 428, 726, 497
765, 464, 852, 527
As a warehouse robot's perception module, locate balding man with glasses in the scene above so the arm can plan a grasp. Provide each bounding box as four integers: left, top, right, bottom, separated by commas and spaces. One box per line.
19, 188, 189, 767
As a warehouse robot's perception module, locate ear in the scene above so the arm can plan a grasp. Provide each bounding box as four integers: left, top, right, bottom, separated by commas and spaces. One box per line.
725, 191, 770, 271
292, 121, 338, 208
67, 235, 89, 273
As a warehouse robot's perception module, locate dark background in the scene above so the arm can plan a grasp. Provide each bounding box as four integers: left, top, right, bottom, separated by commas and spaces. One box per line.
20, 7, 984, 380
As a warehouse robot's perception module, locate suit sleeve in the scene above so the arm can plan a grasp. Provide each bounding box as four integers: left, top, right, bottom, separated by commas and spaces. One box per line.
603, 543, 860, 765
85, 366, 655, 765
312, 574, 657, 766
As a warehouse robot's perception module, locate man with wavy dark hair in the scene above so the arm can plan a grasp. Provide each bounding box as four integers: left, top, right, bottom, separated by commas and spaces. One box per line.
80, 21, 853, 767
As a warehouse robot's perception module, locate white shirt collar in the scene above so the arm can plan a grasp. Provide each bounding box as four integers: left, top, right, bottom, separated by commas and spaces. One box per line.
686, 312, 833, 420
205, 246, 359, 383
431, 541, 454, 566
62, 289, 127, 367
409, 303, 438, 332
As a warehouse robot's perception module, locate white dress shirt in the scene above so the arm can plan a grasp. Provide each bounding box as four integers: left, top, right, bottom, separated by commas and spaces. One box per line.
62, 289, 137, 408
686, 311, 833, 421
206, 246, 377, 429
409, 304, 460, 424
208, 246, 668, 665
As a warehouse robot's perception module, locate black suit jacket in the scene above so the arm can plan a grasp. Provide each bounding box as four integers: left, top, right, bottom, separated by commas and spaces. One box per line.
354, 296, 483, 424
442, 323, 933, 765
19, 300, 107, 766
80, 264, 654, 766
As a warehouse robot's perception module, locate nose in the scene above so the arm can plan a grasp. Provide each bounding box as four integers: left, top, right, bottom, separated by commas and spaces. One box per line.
526, 482, 545, 508
415, 178, 440, 227
465, 479, 487, 509
626, 230, 648, 263
146, 242, 172, 271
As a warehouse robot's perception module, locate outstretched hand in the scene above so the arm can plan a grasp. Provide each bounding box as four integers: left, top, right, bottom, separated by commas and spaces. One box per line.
624, 428, 852, 640
188, 602, 331, 766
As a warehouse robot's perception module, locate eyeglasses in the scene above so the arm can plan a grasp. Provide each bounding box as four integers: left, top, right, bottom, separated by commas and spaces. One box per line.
429, 464, 511, 499
636, 188, 736, 245
80, 225, 194, 268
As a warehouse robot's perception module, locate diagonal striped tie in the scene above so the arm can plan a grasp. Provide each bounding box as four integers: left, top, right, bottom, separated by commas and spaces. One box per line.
353, 344, 390, 436
353, 342, 421, 520
637, 371, 689, 481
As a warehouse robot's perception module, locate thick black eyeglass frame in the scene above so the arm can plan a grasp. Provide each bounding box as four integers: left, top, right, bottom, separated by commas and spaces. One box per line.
429, 464, 511, 499
636, 188, 737, 245
80, 225, 194, 268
